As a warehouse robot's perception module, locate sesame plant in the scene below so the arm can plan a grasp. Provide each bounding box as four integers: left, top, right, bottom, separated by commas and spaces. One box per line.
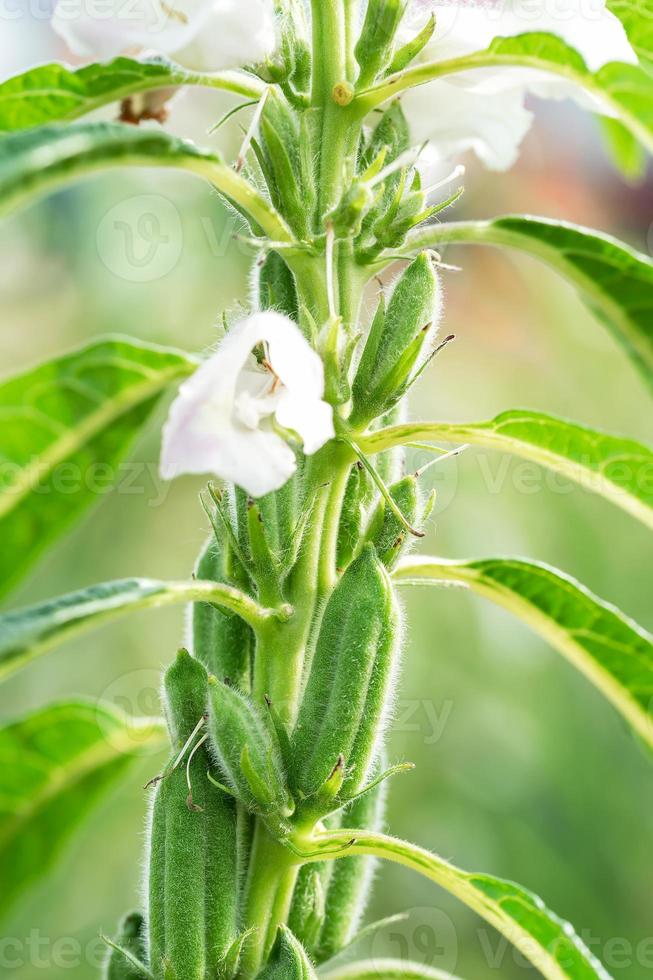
1, 2, 653, 978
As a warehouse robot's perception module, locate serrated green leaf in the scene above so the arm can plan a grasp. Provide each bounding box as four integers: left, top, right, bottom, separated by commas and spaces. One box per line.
361, 410, 653, 528
363, 32, 653, 155
607, 0, 653, 72
0, 578, 273, 682
406, 216, 653, 390
0, 699, 166, 922
306, 829, 612, 980
0, 57, 263, 133
0, 338, 195, 600
395, 555, 653, 750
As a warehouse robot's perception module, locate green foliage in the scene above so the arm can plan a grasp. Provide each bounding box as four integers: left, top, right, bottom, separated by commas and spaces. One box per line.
0, 338, 195, 600
207, 677, 293, 821
0, 57, 263, 133
292, 546, 400, 801
363, 409, 653, 528
148, 651, 238, 980
607, 0, 653, 71
0, 577, 262, 681
412, 216, 653, 390
483, 33, 653, 154
258, 250, 300, 321
257, 926, 318, 979
396, 555, 653, 750
0, 701, 166, 923
315, 762, 389, 962
193, 537, 254, 691
103, 912, 149, 980
366, 473, 431, 569
355, 0, 409, 89
0, 122, 219, 218
352, 253, 439, 423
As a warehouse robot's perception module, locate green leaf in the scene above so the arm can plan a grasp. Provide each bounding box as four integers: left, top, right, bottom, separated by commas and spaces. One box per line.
395, 556, 653, 750
360, 410, 653, 529
0, 337, 195, 600
322, 962, 462, 979
0, 122, 292, 242
405, 216, 653, 391
362, 32, 653, 155
303, 830, 612, 980
0, 578, 279, 682
0, 57, 264, 133
599, 117, 647, 181
0, 699, 166, 922
607, 0, 653, 72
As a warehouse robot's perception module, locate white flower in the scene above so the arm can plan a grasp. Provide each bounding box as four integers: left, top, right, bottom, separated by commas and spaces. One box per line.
401, 0, 637, 170
51, 0, 276, 72
160, 312, 335, 498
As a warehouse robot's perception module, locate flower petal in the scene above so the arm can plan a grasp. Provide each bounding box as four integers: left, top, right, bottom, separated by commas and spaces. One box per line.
160, 312, 334, 496
52, 0, 276, 70
403, 80, 534, 170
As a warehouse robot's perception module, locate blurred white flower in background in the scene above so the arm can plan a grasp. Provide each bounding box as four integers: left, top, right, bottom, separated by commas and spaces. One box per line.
51, 0, 276, 71
160, 313, 335, 497
402, 0, 637, 170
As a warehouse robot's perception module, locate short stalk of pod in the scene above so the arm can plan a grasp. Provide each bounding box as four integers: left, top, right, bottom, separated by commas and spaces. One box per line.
315, 759, 389, 963
103, 912, 148, 979
291, 546, 401, 803
148, 652, 239, 980
207, 677, 294, 824
257, 926, 318, 979
192, 535, 254, 692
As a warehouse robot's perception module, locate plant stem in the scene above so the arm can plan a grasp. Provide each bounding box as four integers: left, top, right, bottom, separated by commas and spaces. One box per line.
240, 823, 300, 978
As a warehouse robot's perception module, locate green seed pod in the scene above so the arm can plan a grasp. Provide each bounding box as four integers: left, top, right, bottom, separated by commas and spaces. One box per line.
258, 250, 299, 321
352, 253, 440, 425
336, 463, 369, 571
292, 546, 400, 801
355, 0, 409, 89
260, 93, 307, 237
329, 182, 376, 239
207, 677, 294, 821
104, 912, 148, 979
258, 926, 318, 979
367, 474, 433, 569
148, 652, 239, 980
193, 535, 253, 692
287, 866, 326, 953
315, 758, 389, 963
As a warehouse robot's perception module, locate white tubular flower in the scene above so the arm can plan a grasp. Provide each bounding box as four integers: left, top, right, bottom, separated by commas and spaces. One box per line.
402, 0, 637, 170
51, 0, 276, 71
160, 313, 335, 498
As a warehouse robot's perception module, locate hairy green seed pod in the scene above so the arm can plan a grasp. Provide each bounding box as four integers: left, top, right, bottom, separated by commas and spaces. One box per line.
104, 912, 147, 979
258, 250, 299, 321
292, 546, 400, 800
336, 463, 369, 571
207, 678, 293, 820
193, 535, 253, 692
352, 254, 440, 424
355, 0, 409, 88
315, 759, 389, 962
367, 474, 433, 569
330, 182, 376, 239
148, 651, 239, 980
287, 866, 326, 953
258, 926, 318, 979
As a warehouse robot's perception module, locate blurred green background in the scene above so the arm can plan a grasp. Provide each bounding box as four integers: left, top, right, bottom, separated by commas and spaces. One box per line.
1, 21, 652, 980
